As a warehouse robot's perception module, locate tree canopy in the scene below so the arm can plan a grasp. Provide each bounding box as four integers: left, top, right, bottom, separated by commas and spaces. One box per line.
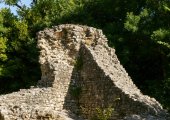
0, 0, 170, 111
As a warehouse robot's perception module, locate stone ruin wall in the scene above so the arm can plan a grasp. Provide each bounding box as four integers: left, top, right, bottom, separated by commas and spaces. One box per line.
0, 24, 169, 120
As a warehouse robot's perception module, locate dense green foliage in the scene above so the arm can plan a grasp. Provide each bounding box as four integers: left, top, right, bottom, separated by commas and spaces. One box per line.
0, 0, 170, 111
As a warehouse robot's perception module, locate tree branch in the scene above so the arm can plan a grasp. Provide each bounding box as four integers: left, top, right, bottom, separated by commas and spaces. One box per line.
32, 0, 37, 4
14, 3, 23, 10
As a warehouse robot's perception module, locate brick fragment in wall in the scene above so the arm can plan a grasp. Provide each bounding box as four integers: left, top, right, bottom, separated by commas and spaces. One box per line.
0, 24, 169, 120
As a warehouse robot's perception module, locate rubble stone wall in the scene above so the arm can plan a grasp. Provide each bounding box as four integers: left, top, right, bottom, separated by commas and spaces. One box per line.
0, 24, 169, 120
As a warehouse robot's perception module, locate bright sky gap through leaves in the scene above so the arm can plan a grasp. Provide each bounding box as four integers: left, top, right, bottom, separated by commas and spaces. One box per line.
0, 1, 31, 15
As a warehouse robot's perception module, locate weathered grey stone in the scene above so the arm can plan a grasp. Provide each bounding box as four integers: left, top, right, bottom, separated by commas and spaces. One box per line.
0, 24, 169, 120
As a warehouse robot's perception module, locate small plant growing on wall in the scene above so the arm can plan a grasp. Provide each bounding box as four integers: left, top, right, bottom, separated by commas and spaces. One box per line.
70, 85, 82, 99
94, 98, 120, 120
95, 106, 114, 120
74, 55, 83, 71
70, 85, 82, 115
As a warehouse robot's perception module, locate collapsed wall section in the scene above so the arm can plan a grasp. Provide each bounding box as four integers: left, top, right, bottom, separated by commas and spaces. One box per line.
0, 24, 169, 120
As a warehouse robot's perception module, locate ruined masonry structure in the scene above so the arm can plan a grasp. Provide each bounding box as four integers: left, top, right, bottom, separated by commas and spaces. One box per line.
0, 24, 169, 120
